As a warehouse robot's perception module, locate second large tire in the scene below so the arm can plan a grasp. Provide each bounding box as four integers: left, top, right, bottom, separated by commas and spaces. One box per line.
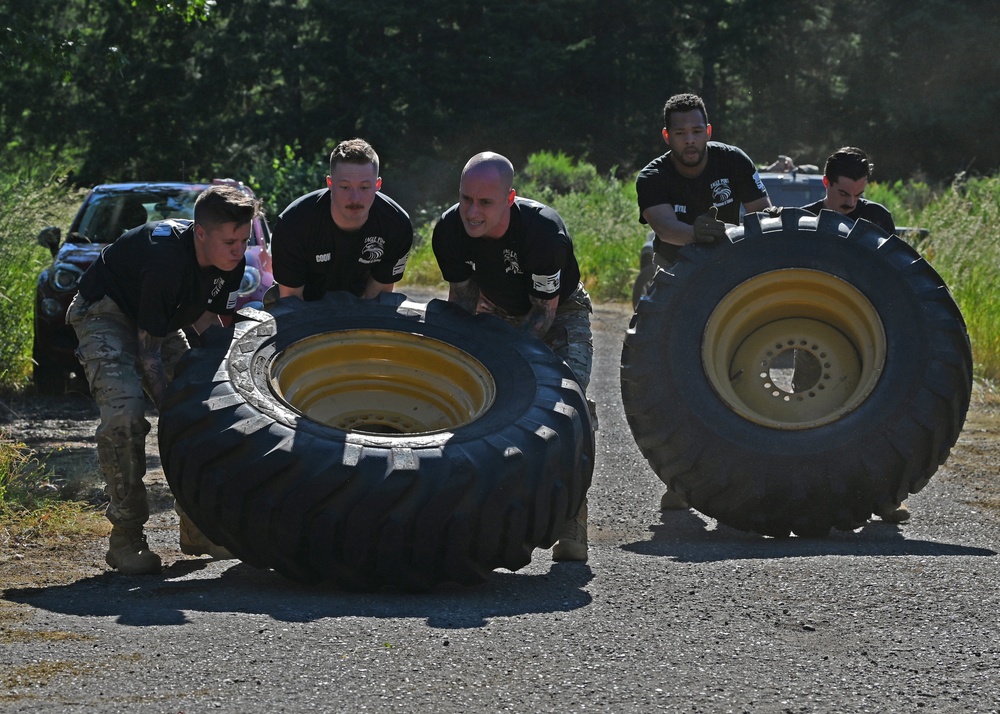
159, 291, 594, 590
621, 209, 972, 537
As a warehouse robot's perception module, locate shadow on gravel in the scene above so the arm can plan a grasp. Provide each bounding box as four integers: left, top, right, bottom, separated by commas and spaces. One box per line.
2, 560, 593, 631
621, 510, 997, 562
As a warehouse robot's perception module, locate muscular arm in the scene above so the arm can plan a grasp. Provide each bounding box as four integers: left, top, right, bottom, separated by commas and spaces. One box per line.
361, 276, 395, 299
447, 279, 480, 314
137, 328, 168, 410
521, 295, 558, 340
642, 204, 696, 246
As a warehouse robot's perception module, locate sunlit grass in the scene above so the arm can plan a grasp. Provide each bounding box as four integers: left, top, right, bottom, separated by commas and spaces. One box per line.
887, 176, 1000, 382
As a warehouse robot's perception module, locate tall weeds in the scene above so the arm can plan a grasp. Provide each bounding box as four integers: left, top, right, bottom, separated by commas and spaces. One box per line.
898, 176, 1000, 382
0, 164, 84, 390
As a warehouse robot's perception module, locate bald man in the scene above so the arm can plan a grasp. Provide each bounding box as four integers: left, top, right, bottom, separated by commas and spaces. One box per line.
432, 152, 594, 561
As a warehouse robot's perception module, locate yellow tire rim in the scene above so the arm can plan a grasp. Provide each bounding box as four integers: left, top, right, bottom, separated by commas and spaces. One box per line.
702, 268, 886, 429
269, 329, 496, 434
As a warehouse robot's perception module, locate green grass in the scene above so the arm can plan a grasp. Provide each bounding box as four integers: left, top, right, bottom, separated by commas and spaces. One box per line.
893, 176, 1000, 382
0, 164, 86, 390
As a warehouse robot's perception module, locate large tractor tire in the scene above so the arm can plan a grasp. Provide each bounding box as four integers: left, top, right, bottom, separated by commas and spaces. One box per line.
621, 209, 972, 537
158, 291, 593, 590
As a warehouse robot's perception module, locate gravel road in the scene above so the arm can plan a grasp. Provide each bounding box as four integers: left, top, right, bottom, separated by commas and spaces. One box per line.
2, 290, 1000, 713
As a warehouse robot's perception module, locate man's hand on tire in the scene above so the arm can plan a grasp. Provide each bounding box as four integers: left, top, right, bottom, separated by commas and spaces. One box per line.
693, 206, 727, 243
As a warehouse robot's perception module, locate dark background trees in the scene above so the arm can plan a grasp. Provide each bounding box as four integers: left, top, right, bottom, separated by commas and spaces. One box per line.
2, 0, 998, 214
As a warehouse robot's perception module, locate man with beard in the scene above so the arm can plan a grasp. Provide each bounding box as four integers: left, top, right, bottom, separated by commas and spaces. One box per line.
635, 92, 772, 510
801, 147, 896, 235
800, 146, 908, 525
272, 138, 413, 300
636, 93, 772, 267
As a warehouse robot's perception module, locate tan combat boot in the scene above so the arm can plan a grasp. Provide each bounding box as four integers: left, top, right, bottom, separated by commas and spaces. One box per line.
105, 526, 162, 575
552, 501, 588, 562
660, 488, 689, 510
177, 505, 234, 560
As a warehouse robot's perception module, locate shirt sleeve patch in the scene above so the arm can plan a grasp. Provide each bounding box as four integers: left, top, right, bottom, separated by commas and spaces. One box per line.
393, 252, 409, 277
226, 291, 238, 310
532, 270, 560, 294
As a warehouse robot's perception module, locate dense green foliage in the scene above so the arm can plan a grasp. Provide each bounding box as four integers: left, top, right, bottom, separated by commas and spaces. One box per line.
2, 0, 999, 212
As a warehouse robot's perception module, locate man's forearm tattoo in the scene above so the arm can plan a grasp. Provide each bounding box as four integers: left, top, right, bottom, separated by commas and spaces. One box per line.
449, 280, 480, 314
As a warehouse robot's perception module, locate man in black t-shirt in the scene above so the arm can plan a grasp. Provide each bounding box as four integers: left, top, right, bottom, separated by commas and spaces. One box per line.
801, 147, 908, 525
636, 92, 772, 266
68, 185, 261, 574
272, 138, 413, 301
636, 92, 772, 511
801, 146, 897, 235
432, 152, 594, 562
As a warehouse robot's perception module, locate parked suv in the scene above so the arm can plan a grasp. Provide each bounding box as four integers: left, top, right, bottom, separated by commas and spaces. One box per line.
33, 179, 273, 394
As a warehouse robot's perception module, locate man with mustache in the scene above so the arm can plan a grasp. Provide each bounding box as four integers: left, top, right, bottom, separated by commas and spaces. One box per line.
801, 146, 897, 235
272, 138, 413, 300
800, 146, 907, 525
635, 92, 772, 511
432, 152, 594, 562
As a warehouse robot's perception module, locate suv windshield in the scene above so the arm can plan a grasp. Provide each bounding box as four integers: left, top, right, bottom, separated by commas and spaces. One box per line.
73, 188, 202, 244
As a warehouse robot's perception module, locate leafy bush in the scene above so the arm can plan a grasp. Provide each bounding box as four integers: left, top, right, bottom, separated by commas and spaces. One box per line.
245, 142, 329, 218
542, 174, 645, 302
864, 179, 936, 227
518, 151, 600, 202
0, 163, 84, 391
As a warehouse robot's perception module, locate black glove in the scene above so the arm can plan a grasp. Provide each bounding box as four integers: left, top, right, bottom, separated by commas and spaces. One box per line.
692, 206, 727, 243
761, 205, 783, 218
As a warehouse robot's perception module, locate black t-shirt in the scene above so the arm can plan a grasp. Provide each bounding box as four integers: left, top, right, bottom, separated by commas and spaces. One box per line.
77, 219, 245, 337
432, 197, 582, 315
272, 189, 413, 300
636, 142, 768, 262
801, 197, 897, 235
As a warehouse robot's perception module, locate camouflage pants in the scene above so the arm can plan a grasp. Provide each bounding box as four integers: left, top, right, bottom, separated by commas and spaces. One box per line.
477, 283, 594, 392
67, 294, 189, 529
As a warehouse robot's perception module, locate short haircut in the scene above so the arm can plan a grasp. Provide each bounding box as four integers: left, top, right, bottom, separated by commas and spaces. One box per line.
663, 93, 708, 128
824, 147, 874, 183
194, 185, 261, 228
330, 138, 380, 176
461, 152, 515, 193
